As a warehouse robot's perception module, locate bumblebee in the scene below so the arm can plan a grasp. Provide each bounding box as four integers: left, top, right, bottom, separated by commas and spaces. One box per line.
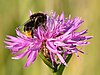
24, 12, 47, 37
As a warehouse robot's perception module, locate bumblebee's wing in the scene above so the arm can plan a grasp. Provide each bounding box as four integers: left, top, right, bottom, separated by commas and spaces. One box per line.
23, 19, 31, 26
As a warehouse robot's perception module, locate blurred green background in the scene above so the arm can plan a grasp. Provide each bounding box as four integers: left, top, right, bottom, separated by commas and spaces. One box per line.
0, 0, 99, 75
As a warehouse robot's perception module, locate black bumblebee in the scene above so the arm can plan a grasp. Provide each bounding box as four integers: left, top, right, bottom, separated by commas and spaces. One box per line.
24, 12, 47, 37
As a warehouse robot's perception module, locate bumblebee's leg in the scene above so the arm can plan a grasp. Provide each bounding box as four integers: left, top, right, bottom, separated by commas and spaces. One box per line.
31, 27, 34, 38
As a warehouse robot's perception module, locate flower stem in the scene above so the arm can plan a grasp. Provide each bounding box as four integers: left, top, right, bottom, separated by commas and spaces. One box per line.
53, 54, 72, 75
53, 72, 58, 75
58, 54, 72, 75
39, 51, 72, 75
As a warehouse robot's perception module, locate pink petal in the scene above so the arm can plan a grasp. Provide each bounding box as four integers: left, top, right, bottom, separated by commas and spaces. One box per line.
12, 49, 29, 59
54, 41, 67, 46
60, 12, 64, 21
29, 10, 33, 16
46, 41, 58, 53
16, 28, 25, 38
25, 50, 38, 67
56, 53, 67, 66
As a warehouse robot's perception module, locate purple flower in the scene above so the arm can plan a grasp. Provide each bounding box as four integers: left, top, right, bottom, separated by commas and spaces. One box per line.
4, 11, 93, 67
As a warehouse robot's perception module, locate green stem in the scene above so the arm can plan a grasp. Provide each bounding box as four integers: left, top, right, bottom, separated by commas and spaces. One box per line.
53, 72, 57, 75
39, 51, 72, 75
52, 54, 72, 75
57, 54, 72, 75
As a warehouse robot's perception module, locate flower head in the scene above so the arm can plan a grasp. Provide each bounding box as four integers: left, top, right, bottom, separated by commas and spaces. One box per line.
4, 11, 93, 67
